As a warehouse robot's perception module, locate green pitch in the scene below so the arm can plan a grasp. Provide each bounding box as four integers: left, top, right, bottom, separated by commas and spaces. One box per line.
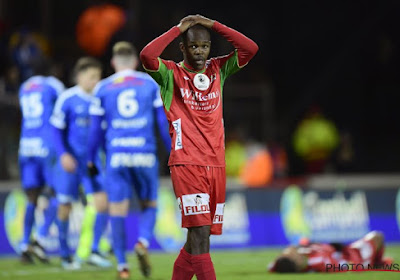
1, 245, 400, 280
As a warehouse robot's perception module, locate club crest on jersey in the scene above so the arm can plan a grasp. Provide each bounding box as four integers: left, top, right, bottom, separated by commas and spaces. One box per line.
193, 73, 210, 91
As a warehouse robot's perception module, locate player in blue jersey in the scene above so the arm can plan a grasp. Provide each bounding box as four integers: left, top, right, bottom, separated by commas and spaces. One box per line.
18, 58, 64, 264
87, 42, 171, 279
50, 57, 111, 270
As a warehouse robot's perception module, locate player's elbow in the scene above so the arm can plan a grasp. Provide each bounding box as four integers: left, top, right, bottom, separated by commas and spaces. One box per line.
248, 40, 259, 59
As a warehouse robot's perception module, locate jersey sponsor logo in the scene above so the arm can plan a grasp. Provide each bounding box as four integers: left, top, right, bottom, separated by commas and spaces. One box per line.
19, 137, 49, 157
181, 193, 210, 216
110, 137, 146, 147
111, 117, 147, 129
179, 88, 220, 113
213, 203, 225, 224
193, 73, 210, 91
172, 118, 182, 150
110, 152, 155, 168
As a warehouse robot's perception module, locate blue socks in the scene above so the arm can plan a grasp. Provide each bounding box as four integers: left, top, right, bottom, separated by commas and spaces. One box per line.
22, 202, 36, 247
91, 212, 108, 252
110, 216, 126, 266
37, 197, 58, 238
138, 207, 157, 247
57, 218, 70, 258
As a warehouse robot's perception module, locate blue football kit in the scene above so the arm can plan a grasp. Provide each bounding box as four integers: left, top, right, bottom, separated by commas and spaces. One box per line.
50, 85, 104, 203
18, 75, 64, 253
88, 69, 170, 267
19, 75, 65, 188
88, 69, 170, 203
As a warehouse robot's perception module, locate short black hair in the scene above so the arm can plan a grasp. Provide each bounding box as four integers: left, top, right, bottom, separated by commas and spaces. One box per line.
274, 256, 297, 273
181, 24, 210, 44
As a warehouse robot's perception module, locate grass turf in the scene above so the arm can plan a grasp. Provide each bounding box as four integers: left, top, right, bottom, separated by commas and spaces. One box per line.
0, 245, 399, 280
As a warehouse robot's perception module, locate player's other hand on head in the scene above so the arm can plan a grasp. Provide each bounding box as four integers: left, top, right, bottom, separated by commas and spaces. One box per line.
61, 153, 77, 173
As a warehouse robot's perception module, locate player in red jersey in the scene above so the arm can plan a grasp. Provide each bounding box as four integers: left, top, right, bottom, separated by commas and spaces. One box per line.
268, 231, 394, 273
140, 14, 258, 279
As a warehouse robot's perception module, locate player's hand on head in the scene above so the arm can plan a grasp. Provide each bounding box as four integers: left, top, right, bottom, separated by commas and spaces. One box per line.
61, 153, 77, 173
178, 15, 196, 33
193, 14, 215, 29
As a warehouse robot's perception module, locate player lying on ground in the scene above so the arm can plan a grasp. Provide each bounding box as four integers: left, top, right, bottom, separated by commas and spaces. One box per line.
268, 231, 394, 273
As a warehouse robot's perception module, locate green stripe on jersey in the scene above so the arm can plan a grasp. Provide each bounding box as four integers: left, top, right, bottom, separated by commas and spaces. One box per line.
146, 59, 174, 111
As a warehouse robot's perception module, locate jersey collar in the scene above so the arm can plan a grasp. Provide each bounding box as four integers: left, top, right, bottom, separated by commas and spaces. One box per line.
180, 61, 206, 74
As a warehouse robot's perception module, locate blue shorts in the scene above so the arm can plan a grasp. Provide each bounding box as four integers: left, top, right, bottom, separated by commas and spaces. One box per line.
54, 157, 104, 204
19, 155, 55, 189
105, 158, 159, 203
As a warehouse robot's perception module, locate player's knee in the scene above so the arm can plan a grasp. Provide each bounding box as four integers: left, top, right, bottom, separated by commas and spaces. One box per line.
58, 203, 72, 220
139, 200, 157, 210
25, 187, 42, 204
188, 226, 210, 248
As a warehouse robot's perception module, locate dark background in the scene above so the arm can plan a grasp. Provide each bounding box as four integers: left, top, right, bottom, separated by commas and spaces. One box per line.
1, 0, 400, 177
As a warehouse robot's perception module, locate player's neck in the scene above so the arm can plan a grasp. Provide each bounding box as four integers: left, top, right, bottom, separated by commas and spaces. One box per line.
181, 60, 205, 73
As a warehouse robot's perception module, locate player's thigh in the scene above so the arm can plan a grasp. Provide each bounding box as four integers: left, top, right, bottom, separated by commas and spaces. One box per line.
53, 162, 81, 204
82, 171, 105, 195
105, 167, 132, 203
170, 165, 212, 228
19, 157, 45, 189
133, 162, 159, 202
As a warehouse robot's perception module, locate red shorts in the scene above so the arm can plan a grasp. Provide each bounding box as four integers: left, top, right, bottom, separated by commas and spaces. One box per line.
170, 165, 226, 235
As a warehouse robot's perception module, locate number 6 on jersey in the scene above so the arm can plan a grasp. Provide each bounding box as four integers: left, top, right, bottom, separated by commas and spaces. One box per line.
117, 89, 139, 117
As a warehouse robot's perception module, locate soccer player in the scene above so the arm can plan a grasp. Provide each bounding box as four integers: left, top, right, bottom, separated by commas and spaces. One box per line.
18, 58, 64, 264
50, 57, 111, 269
140, 14, 258, 279
87, 41, 171, 279
268, 231, 393, 273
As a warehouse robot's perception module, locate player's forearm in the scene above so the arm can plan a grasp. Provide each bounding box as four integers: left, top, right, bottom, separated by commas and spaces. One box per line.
212, 21, 258, 67
140, 26, 181, 70
87, 115, 103, 162
155, 106, 171, 152
53, 126, 68, 157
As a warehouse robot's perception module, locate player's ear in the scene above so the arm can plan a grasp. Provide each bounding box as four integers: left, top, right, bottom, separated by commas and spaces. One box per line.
110, 58, 115, 69
179, 42, 185, 53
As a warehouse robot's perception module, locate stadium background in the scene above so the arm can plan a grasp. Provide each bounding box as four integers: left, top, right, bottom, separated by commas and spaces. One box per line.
1, 0, 400, 278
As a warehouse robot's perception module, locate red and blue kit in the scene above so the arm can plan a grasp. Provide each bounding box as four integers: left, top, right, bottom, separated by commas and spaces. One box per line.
141, 21, 258, 234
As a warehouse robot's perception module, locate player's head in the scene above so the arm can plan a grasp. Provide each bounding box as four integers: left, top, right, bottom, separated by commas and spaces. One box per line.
111, 41, 138, 71
180, 24, 211, 71
272, 256, 298, 273
73, 56, 102, 93
269, 246, 306, 273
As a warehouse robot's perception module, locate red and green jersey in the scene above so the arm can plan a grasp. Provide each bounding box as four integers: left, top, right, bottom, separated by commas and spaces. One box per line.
147, 53, 240, 166
141, 22, 258, 166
